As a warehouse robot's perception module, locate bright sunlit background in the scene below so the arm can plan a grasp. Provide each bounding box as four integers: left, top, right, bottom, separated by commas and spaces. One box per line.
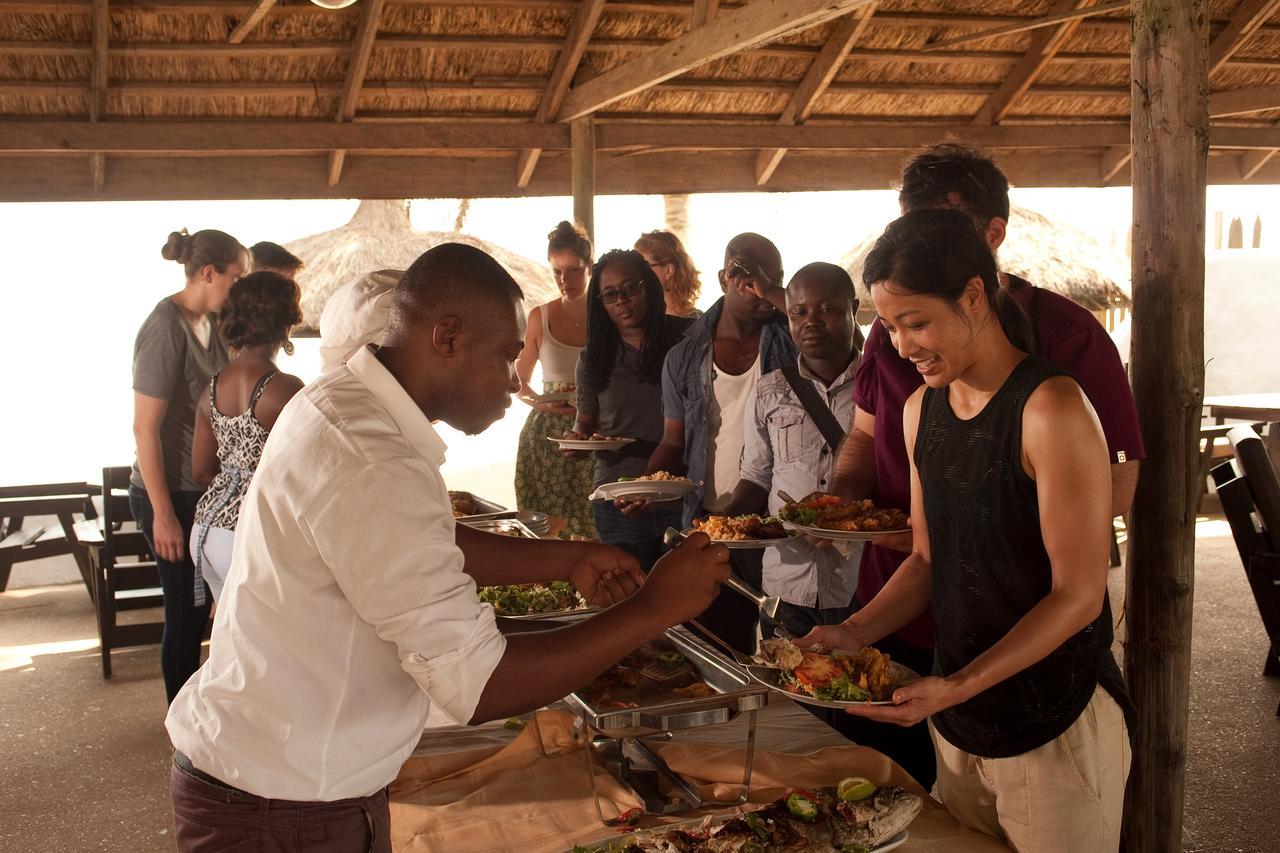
1, 185, 1275, 506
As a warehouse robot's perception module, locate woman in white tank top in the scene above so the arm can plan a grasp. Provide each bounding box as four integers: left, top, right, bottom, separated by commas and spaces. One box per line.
513, 221, 598, 538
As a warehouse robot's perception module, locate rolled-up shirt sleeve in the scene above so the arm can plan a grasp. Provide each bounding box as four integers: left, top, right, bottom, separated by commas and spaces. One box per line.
739, 388, 774, 492
661, 346, 685, 422
311, 461, 506, 725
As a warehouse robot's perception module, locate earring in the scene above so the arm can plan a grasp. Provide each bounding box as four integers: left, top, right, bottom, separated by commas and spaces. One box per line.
283, 339, 295, 357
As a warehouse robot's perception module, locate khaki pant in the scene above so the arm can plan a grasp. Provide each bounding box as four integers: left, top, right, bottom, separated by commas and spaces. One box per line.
930, 687, 1131, 853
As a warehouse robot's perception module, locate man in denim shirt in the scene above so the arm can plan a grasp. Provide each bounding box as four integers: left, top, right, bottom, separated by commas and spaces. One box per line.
640, 233, 797, 527
719, 263, 864, 639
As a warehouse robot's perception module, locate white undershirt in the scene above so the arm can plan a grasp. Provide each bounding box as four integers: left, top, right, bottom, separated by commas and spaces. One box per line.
704, 354, 761, 512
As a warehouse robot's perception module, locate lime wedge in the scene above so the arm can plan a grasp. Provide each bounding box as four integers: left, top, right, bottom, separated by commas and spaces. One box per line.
837, 776, 877, 802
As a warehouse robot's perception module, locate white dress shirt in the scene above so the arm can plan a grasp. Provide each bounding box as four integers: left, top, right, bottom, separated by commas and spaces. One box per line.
166, 345, 507, 802
317, 269, 403, 373
738, 354, 863, 609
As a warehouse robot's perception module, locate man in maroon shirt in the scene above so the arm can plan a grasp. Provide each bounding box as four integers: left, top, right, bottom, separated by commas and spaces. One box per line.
828, 143, 1145, 788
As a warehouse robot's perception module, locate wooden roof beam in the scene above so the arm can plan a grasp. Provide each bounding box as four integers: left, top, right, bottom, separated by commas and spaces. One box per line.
971, 0, 1101, 127
90, 0, 108, 192
10, 120, 1280, 153
755, 4, 877, 187
1239, 147, 1277, 178
228, 0, 278, 45
691, 0, 721, 28
1208, 0, 1280, 75
923, 1, 1128, 52
328, 0, 385, 187
556, 0, 876, 122
1210, 83, 1280, 117
515, 0, 606, 189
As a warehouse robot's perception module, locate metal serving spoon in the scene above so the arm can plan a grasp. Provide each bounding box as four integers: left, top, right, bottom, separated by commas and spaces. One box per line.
662, 527, 794, 640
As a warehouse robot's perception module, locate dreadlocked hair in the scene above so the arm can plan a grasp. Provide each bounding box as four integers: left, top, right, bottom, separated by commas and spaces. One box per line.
583, 250, 675, 394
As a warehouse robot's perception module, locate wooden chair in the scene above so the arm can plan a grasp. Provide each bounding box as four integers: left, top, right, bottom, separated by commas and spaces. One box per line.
1198, 421, 1267, 512
1210, 426, 1280, 716
80, 467, 166, 679
0, 481, 99, 596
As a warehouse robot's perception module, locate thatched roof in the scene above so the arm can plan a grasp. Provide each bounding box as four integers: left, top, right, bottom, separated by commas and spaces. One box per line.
3, 1, 1280, 200
842, 204, 1131, 312
287, 199, 559, 330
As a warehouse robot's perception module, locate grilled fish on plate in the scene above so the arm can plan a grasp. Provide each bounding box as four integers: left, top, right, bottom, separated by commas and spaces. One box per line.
571, 784, 921, 852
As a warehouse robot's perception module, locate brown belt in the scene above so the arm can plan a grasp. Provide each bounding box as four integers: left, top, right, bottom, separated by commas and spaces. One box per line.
172, 750, 250, 796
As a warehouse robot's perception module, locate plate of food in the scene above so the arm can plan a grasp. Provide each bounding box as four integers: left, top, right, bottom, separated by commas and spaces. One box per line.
589, 471, 697, 502
778, 492, 910, 542
548, 433, 637, 452
744, 638, 920, 709
478, 581, 591, 618
689, 514, 799, 549
569, 782, 920, 852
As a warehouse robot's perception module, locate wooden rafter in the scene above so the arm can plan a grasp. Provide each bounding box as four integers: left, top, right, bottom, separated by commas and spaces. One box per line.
1100, 145, 1130, 183
228, 0, 278, 45
922, 1, 1128, 52
755, 4, 877, 186
971, 0, 1100, 127
556, 0, 875, 122
1210, 83, 1280, 117
691, 0, 721, 27
90, 0, 108, 192
515, 0, 606, 189
1208, 0, 1280, 75
9, 119, 1280, 154
328, 0, 386, 187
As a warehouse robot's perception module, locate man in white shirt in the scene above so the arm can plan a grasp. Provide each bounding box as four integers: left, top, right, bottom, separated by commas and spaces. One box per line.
721, 262, 865, 637
166, 244, 731, 852
318, 268, 404, 373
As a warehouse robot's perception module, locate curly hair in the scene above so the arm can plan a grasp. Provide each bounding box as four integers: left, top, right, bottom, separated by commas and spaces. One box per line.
634, 230, 701, 315
218, 271, 303, 351
547, 220, 592, 263
160, 228, 244, 280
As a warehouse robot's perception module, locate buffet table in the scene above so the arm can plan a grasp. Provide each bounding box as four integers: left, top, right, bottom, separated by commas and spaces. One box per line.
389, 699, 1009, 852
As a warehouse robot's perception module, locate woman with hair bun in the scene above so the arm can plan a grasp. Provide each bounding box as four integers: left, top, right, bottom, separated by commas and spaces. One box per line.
634, 229, 702, 318
513, 221, 597, 538
190, 272, 305, 602
132, 227, 245, 703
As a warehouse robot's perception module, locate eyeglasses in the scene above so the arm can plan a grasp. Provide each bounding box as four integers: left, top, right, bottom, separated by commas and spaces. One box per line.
554, 265, 587, 282
599, 280, 644, 305
647, 258, 672, 269
723, 259, 775, 286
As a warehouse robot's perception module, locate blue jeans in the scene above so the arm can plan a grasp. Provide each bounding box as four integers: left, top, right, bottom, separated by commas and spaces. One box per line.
591, 500, 686, 573
129, 486, 211, 704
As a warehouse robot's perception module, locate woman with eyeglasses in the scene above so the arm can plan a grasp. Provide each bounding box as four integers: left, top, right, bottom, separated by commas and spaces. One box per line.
634, 230, 702, 318
514, 221, 598, 538
562, 250, 695, 568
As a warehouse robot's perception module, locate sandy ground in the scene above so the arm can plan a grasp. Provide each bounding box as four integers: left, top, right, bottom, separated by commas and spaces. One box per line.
1, 514, 1277, 853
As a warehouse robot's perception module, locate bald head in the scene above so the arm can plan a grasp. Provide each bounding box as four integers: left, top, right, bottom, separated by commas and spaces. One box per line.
788, 262, 855, 303
725, 232, 783, 283
385, 243, 524, 340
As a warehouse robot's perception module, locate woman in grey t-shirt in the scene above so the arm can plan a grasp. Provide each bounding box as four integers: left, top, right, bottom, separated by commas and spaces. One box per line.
131, 228, 244, 704
565, 250, 693, 570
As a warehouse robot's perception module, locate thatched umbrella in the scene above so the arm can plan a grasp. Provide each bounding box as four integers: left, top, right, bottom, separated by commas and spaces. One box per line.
842, 204, 1131, 313
287, 199, 560, 331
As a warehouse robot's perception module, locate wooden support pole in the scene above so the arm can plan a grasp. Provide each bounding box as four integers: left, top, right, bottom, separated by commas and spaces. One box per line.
328, 0, 385, 187
571, 116, 595, 247
1122, 1, 1207, 851
691, 0, 720, 28
90, 0, 108, 192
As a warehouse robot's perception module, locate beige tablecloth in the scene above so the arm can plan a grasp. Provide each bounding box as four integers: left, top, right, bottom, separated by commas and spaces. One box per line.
390, 700, 1009, 852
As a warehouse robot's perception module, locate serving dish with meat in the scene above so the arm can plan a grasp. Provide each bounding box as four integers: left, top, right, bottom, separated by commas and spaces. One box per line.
690, 515, 797, 549
777, 493, 909, 542
745, 639, 919, 709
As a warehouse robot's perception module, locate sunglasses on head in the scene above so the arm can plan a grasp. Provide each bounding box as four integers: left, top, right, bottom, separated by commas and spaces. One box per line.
599, 280, 644, 305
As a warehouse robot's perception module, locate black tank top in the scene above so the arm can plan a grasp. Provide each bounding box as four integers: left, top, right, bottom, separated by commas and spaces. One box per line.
917, 355, 1130, 758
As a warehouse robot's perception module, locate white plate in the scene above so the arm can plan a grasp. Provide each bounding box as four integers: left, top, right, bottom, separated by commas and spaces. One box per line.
530, 391, 575, 404
743, 660, 921, 709
781, 520, 910, 542
569, 815, 907, 852
589, 479, 696, 502
547, 436, 636, 452
684, 527, 800, 550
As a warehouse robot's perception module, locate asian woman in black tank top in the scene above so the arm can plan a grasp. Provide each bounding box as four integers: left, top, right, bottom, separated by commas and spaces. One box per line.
802, 209, 1131, 852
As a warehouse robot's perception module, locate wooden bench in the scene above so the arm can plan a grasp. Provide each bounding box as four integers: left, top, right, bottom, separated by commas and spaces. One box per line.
1198, 422, 1267, 512
0, 482, 99, 596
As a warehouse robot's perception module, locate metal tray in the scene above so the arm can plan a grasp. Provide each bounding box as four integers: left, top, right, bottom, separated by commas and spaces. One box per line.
462, 517, 539, 539
565, 625, 768, 737
449, 490, 507, 519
